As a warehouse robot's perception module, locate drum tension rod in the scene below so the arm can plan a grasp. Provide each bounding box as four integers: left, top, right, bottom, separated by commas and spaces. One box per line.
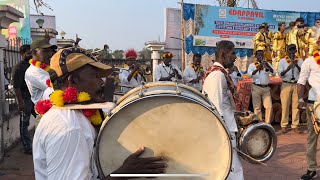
174, 80, 182, 95
138, 81, 146, 97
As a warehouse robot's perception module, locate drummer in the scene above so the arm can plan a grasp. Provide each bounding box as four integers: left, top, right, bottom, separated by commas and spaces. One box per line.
32, 47, 167, 179
298, 44, 320, 180
119, 49, 145, 93
154, 51, 182, 82
202, 40, 244, 180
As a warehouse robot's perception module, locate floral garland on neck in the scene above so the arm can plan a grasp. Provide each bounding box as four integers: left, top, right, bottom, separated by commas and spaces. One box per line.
29, 59, 50, 72
254, 60, 263, 69
34, 87, 104, 126
313, 50, 320, 65
285, 56, 299, 65
123, 64, 139, 78
190, 63, 204, 74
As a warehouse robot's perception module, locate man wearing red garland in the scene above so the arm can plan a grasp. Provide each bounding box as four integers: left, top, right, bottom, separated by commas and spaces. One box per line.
247, 50, 276, 124
298, 44, 320, 180
119, 49, 145, 93
202, 41, 244, 180
183, 53, 205, 91
154, 52, 182, 82
278, 44, 303, 133
33, 47, 167, 179
25, 38, 56, 104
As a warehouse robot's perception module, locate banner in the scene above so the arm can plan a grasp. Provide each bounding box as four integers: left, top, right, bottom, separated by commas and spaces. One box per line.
193, 5, 300, 48
0, 0, 31, 42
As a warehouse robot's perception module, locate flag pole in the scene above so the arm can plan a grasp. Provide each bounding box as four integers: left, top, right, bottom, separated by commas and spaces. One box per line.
180, 0, 185, 71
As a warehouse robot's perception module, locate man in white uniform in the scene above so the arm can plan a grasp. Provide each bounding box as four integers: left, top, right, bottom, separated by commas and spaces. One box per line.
183, 53, 205, 91
119, 49, 144, 93
247, 50, 276, 123
202, 40, 244, 180
33, 47, 167, 180
154, 52, 182, 82
298, 44, 320, 180
25, 38, 56, 104
278, 44, 303, 133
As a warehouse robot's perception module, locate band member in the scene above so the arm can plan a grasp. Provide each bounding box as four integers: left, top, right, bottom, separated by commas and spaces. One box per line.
278, 44, 303, 133
305, 19, 320, 57
287, 17, 308, 59
228, 65, 243, 87
119, 49, 145, 93
25, 38, 57, 104
154, 51, 182, 82
253, 25, 272, 62
202, 40, 243, 180
247, 50, 276, 123
273, 22, 287, 72
298, 45, 320, 180
183, 53, 205, 91
33, 48, 167, 179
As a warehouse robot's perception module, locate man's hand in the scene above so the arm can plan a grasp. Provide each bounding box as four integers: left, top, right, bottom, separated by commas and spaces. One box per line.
298, 99, 307, 110
18, 102, 25, 112
114, 147, 167, 175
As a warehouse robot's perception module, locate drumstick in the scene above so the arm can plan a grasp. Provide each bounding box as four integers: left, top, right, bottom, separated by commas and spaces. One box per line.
234, 148, 268, 166
308, 106, 319, 135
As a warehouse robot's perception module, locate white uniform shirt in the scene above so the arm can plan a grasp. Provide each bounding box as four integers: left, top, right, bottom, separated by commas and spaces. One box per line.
298, 56, 320, 100
119, 67, 143, 93
154, 63, 182, 82
202, 62, 238, 132
247, 62, 276, 85
25, 64, 50, 103
309, 88, 317, 101
183, 65, 205, 91
278, 58, 303, 82
229, 67, 243, 87
33, 108, 98, 180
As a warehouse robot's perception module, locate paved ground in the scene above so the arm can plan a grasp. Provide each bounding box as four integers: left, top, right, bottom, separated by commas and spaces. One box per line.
0, 125, 319, 180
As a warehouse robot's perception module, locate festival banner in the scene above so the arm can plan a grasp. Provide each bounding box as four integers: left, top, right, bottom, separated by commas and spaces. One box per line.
0, 0, 31, 42
193, 5, 300, 49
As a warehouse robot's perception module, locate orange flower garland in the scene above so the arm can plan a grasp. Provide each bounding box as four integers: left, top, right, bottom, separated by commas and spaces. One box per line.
29, 59, 50, 72
285, 56, 298, 65
254, 60, 261, 69
190, 63, 204, 74
34, 87, 104, 126
313, 50, 320, 65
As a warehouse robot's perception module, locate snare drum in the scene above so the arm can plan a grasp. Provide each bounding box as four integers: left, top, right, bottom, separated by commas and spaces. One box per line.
95, 82, 232, 180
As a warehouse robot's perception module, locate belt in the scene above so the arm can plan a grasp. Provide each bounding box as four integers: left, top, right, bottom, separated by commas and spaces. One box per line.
254, 84, 269, 88
308, 100, 315, 104
283, 80, 297, 84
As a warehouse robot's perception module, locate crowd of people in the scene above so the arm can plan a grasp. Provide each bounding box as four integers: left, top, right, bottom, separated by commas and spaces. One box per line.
6, 17, 320, 180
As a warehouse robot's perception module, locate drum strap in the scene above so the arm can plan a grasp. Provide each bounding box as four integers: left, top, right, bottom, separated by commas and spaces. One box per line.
202, 65, 243, 111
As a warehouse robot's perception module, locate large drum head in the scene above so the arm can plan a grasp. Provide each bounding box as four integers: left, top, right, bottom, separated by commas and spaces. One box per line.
96, 95, 232, 180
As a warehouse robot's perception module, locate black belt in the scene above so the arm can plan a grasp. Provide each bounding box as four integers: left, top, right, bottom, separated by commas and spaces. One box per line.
283, 81, 297, 84
308, 100, 315, 104
254, 84, 269, 88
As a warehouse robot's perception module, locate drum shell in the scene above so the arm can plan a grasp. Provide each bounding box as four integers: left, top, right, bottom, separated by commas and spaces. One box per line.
95, 82, 233, 180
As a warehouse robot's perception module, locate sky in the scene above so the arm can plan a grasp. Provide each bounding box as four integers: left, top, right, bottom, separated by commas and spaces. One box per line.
30, 0, 320, 51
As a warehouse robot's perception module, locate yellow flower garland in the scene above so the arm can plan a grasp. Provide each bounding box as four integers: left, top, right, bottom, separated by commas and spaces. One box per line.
190, 63, 204, 74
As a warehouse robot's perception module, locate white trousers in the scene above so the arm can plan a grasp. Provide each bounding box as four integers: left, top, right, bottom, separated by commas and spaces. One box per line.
227, 132, 244, 180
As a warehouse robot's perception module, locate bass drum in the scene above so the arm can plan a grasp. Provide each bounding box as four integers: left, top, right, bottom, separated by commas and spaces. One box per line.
237, 122, 277, 164
96, 82, 232, 180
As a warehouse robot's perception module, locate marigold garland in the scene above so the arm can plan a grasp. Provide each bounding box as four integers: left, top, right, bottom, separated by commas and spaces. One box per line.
123, 64, 139, 78
162, 52, 174, 59
254, 60, 262, 69
29, 59, 50, 72
285, 56, 299, 65
46, 79, 53, 88
34, 87, 104, 125
190, 63, 204, 74
313, 50, 320, 65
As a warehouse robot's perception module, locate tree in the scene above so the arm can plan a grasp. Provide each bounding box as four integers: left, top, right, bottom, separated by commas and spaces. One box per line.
112, 50, 124, 59
139, 48, 152, 59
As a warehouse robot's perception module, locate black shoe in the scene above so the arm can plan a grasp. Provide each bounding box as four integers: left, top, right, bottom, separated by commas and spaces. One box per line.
24, 149, 32, 155
301, 170, 317, 180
